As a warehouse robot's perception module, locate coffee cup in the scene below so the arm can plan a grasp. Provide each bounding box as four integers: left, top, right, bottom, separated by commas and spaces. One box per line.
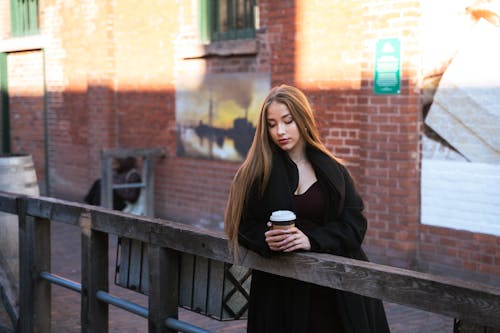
269, 210, 296, 230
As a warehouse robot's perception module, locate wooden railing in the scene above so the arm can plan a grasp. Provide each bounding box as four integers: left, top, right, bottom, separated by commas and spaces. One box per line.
1, 191, 500, 332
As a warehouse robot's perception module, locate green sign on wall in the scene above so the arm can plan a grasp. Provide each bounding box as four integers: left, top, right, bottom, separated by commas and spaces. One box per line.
374, 38, 401, 95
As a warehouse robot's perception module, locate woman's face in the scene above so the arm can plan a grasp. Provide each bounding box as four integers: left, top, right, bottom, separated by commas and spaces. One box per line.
266, 101, 305, 155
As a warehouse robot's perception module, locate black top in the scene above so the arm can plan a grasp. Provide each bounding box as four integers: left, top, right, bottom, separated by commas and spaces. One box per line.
294, 181, 324, 231
294, 181, 344, 332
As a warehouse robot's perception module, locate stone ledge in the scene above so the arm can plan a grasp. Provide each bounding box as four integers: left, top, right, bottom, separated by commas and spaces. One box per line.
0, 35, 47, 53
182, 39, 258, 59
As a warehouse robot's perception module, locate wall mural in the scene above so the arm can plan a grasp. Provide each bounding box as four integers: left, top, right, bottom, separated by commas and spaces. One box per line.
176, 73, 270, 161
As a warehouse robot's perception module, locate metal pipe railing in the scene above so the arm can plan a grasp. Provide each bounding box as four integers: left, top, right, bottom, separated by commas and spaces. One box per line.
38, 272, 213, 333
164, 318, 212, 333
96, 291, 212, 333
95, 290, 148, 318
39, 271, 81, 293
112, 182, 145, 189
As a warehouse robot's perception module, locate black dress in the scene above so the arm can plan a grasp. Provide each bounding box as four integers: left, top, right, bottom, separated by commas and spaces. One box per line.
294, 181, 344, 332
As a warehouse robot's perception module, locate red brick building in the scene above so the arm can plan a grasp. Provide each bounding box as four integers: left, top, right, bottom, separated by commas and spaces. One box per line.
1, 0, 499, 285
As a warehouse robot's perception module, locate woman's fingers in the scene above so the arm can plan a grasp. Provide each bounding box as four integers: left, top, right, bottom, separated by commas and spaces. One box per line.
265, 228, 310, 252
282, 233, 305, 252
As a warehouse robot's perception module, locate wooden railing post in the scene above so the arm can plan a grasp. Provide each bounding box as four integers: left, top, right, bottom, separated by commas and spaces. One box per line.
80, 212, 109, 333
18, 198, 51, 333
148, 245, 179, 333
100, 155, 114, 210
143, 156, 155, 216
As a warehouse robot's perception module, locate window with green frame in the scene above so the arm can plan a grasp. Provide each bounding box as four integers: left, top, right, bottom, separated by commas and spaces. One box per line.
10, 0, 39, 37
200, 0, 257, 43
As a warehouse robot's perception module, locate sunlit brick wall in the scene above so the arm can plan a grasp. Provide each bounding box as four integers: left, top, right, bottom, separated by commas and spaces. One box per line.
25, 0, 499, 281
356, 1, 422, 268
112, 1, 179, 217
42, 0, 115, 200
0, 0, 9, 38
163, 0, 424, 269
7, 51, 46, 192
274, 0, 424, 268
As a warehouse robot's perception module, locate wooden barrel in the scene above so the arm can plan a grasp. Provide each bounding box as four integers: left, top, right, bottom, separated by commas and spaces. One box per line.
0, 154, 39, 320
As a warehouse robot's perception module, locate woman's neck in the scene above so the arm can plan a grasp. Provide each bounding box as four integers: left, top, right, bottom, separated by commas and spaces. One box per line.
288, 150, 307, 166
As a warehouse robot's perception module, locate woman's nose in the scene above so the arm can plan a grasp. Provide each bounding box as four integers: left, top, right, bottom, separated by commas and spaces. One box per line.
277, 122, 286, 134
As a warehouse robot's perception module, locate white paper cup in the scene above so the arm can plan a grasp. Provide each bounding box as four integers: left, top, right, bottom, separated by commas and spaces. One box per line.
270, 210, 296, 230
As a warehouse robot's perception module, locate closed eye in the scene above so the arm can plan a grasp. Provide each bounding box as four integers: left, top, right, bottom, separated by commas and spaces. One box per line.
283, 115, 294, 124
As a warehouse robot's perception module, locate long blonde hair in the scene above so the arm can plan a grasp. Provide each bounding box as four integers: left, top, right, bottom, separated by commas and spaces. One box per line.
224, 84, 336, 257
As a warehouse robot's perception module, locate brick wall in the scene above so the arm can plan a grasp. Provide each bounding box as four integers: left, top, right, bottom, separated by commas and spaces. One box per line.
0, 0, 9, 39
7, 51, 46, 192
2, 0, 498, 283
158, 0, 424, 268
419, 225, 500, 286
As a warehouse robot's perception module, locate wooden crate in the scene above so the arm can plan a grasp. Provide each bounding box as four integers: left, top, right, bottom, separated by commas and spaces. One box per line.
115, 237, 251, 320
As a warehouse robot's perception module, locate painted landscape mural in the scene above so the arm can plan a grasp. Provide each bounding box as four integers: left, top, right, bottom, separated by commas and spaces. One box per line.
176, 73, 271, 161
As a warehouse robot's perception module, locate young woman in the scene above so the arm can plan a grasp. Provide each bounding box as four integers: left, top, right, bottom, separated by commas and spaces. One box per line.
225, 84, 390, 333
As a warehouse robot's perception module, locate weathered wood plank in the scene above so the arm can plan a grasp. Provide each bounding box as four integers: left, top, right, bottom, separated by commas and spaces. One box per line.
179, 253, 195, 307
0, 251, 18, 326
0, 189, 21, 327
140, 244, 149, 294
207, 260, 225, 319
17, 203, 52, 333
117, 238, 131, 287
18, 197, 34, 333
11, 195, 500, 328
238, 250, 500, 328
0, 191, 20, 214
192, 256, 209, 313
128, 239, 143, 291
143, 156, 155, 216
25, 196, 85, 226
101, 147, 165, 159
32, 217, 51, 332
101, 155, 113, 210
80, 212, 109, 333
148, 246, 178, 333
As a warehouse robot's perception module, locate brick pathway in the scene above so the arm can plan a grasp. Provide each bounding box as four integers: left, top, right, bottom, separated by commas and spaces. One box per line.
1, 222, 453, 332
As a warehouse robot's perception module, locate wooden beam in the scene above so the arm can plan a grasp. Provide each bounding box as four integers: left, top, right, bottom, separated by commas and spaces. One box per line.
101, 147, 166, 159
32, 217, 51, 332
15, 195, 500, 328
0, 191, 19, 214
148, 246, 179, 333
100, 155, 113, 210
143, 156, 155, 216
80, 212, 108, 333
238, 250, 500, 328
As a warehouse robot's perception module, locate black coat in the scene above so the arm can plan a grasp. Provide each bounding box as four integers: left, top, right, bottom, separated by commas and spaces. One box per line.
238, 147, 390, 333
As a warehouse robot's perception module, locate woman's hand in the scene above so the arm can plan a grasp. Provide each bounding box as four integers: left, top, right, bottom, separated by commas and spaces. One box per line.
265, 223, 311, 252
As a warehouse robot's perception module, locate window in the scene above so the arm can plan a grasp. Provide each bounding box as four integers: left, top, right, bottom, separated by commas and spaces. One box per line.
200, 0, 257, 43
10, 0, 39, 37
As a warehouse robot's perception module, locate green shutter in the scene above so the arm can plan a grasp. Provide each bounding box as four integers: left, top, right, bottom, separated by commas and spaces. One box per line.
10, 0, 39, 37
199, 0, 212, 43
28, 0, 39, 35
201, 0, 256, 42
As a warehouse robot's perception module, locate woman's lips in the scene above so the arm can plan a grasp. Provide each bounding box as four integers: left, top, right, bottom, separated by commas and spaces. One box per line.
278, 138, 289, 145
